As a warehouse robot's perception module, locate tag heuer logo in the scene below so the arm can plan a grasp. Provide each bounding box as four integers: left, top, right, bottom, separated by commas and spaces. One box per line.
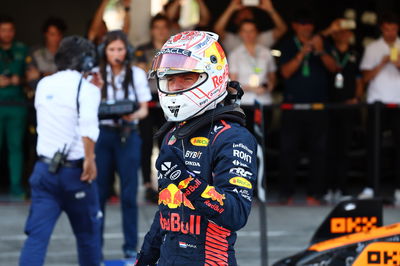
161, 162, 172, 171
168, 106, 180, 117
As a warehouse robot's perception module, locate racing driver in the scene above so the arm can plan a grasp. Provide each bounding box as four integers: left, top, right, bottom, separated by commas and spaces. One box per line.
135, 31, 258, 265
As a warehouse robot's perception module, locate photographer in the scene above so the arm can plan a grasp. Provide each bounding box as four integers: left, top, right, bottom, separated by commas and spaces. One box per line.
19, 36, 103, 266
95, 30, 151, 259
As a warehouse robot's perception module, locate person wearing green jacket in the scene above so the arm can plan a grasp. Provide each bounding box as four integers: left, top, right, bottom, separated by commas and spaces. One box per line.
0, 15, 28, 197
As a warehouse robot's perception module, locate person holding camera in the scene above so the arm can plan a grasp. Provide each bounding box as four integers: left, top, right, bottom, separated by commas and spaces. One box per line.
19, 36, 103, 266
278, 10, 336, 205
320, 18, 363, 204
214, 0, 287, 54
94, 30, 151, 259
229, 19, 276, 131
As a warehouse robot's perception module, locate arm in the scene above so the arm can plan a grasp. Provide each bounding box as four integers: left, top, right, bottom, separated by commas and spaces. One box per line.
320, 19, 342, 37
213, 0, 242, 41
355, 77, 364, 101
311, 35, 337, 73
88, 0, 109, 42
196, 0, 211, 27
122, 67, 151, 121
122, 0, 131, 34
266, 71, 276, 92
259, 0, 287, 41
165, 0, 181, 23
280, 44, 311, 79
135, 211, 162, 266
181, 127, 257, 231
122, 101, 148, 121
362, 55, 390, 83
81, 137, 97, 182
79, 80, 101, 181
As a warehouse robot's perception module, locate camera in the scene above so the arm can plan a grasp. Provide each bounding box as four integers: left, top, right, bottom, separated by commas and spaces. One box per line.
340, 19, 356, 30
98, 99, 139, 120
241, 0, 259, 6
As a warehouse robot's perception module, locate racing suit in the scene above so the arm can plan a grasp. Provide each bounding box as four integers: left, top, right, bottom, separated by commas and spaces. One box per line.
136, 112, 258, 265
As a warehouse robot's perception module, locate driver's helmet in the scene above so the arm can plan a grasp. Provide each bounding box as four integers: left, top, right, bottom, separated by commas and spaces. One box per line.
149, 31, 229, 122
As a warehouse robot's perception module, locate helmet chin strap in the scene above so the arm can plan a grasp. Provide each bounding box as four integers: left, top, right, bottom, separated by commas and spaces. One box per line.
225, 81, 244, 105
154, 103, 246, 140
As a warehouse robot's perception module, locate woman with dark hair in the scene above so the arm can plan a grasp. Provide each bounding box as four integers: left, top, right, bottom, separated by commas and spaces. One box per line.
94, 30, 151, 259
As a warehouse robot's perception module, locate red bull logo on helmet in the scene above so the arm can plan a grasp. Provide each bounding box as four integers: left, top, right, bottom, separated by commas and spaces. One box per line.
158, 184, 195, 210
201, 185, 226, 205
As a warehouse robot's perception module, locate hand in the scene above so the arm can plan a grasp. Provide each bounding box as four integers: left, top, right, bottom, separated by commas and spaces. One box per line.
380, 55, 390, 66
0, 75, 11, 87
26, 67, 41, 81
122, 112, 138, 122
326, 19, 343, 35
265, 83, 274, 93
156, 145, 191, 188
259, 0, 275, 13
393, 56, 400, 69
310, 35, 324, 52
10, 75, 20, 86
228, 0, 243, 12
81, 158, 97, 183
90, 72, 104, 89
254, 86, 268, 95
300, 42, 313, 55
345, 98, 358, 104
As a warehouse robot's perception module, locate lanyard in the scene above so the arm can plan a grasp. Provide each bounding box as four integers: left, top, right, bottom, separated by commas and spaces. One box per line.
247, 48, 262, 74
332, 49, 350, 69
294, 37, 310, 77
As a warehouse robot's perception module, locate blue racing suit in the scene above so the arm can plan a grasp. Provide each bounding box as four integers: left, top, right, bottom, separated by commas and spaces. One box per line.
136, 115, 257, 265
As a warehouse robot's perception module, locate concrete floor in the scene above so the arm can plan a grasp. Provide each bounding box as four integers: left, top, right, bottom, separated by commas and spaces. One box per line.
0, 195, 399, 266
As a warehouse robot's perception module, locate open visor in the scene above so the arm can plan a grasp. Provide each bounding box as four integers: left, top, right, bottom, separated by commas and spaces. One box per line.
157, 72, 208, 94
149, 53, 203, 79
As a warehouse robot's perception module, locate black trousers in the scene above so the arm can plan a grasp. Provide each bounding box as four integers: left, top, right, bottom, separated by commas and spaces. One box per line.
279, 110, 327, 197
326, 109, 358, 193
139, 107, 165, 185
366, 107, 400, 190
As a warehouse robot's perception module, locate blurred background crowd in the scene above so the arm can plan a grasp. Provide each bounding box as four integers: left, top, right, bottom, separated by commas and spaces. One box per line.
1, 0, 400, 207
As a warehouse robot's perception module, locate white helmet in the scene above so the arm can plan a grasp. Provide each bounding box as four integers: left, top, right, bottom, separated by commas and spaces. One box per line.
149, 31, 229, 122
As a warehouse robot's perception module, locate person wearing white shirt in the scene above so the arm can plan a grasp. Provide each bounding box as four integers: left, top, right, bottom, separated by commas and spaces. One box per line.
213, 0, 287, 54
359, 12, 400, 205
95, 30, 151, 259
20, 36, 103, 266
229, 19, 276, 131
229, 20, 277, 105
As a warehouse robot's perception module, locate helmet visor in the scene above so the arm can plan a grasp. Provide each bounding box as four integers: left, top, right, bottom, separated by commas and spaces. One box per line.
150, 53, 202, 78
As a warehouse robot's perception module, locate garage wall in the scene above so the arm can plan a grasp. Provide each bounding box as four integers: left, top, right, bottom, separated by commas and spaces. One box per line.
1, 0, 99, 46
